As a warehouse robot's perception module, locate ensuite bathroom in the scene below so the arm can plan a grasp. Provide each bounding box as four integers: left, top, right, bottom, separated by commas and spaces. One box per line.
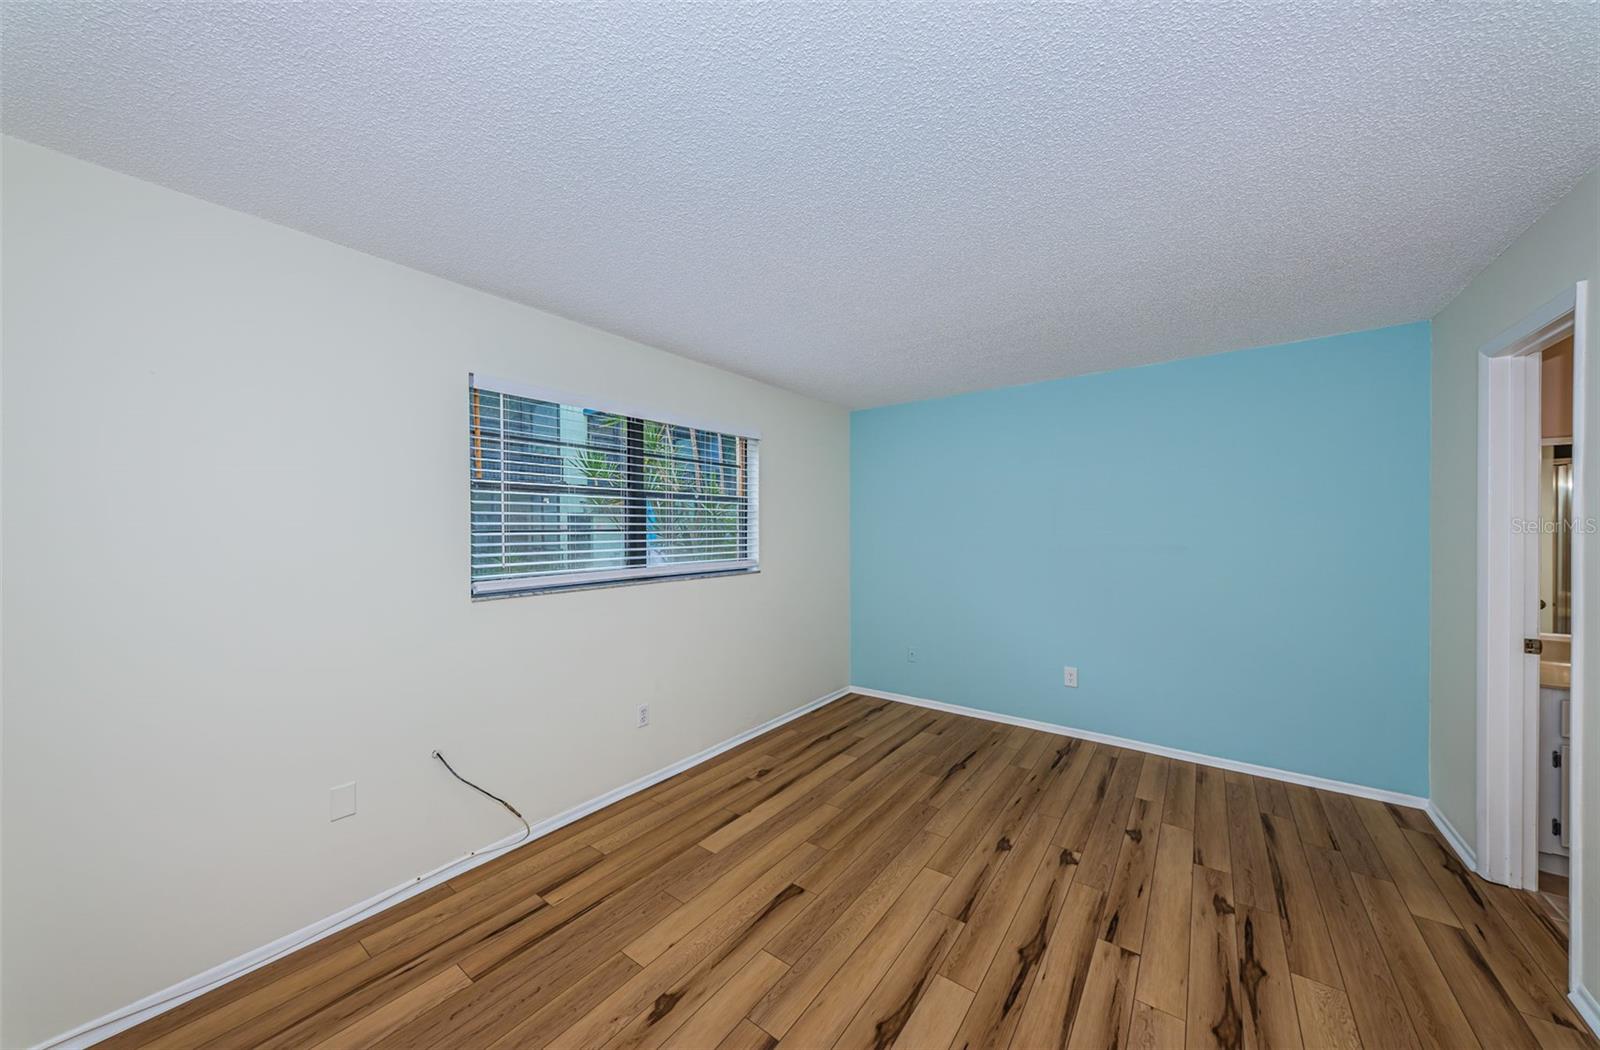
1538, 334, 1575, 925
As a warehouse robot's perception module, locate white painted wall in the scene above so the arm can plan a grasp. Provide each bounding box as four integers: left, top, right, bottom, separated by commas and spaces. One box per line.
0, 138, 850, 1047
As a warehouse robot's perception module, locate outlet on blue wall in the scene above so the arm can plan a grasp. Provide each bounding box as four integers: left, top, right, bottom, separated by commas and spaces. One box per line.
850, 322, 1430, 795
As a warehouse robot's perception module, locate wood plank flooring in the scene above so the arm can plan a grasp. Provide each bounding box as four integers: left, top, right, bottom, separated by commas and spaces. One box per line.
108, 695, 1596, 1050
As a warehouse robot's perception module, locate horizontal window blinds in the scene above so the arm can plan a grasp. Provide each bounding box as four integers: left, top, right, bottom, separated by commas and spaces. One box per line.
470, 379, 759, 595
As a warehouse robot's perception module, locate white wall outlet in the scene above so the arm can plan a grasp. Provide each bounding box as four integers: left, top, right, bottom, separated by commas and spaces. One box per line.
330, 781, 357, 822
1063, 666, 1079, 688
907, 646, 919, 663
637, 703, 650, 728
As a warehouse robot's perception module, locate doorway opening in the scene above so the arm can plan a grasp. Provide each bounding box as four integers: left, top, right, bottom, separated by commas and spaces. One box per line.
1476, 282, 1588, 1003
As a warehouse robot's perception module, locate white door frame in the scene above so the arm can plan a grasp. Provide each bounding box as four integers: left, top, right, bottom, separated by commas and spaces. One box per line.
1475, 281, 1587, 997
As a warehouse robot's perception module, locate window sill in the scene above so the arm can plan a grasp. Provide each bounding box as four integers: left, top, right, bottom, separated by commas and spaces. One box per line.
471, 565, 759, 601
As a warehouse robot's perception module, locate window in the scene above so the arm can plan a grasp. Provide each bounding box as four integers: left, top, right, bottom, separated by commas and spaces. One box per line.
469, 375, 759, 596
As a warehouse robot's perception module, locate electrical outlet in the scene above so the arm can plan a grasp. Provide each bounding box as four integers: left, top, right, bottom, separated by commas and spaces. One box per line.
907, 646, 918, 663
1063, 666, 1078, 688
637, 704, 650, 728
330, 781, 357, 822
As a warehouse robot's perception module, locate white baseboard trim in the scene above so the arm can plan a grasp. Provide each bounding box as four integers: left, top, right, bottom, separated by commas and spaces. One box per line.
849, 686, 1430, 810
1426, 800, 1479, 872
34, 686, 855, 1050
1572, 984, 1600, 1039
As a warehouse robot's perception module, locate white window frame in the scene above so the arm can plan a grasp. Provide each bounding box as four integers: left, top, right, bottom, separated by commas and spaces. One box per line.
469, 373, 761, 598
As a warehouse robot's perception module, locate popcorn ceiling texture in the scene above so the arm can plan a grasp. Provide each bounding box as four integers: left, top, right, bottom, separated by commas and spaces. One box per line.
3, 1, 1596, 407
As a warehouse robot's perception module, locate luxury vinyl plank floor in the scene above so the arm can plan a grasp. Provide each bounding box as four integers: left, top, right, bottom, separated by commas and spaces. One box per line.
107, 695, 1597, 1050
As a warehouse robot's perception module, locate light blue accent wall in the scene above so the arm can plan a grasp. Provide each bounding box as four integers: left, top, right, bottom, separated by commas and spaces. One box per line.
851, 322, 1431, 795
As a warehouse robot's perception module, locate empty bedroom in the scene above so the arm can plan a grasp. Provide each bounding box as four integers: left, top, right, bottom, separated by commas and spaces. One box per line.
2, 3, 1599, 1048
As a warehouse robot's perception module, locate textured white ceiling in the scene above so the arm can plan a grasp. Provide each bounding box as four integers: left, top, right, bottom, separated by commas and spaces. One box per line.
3, 3, 1597, 406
